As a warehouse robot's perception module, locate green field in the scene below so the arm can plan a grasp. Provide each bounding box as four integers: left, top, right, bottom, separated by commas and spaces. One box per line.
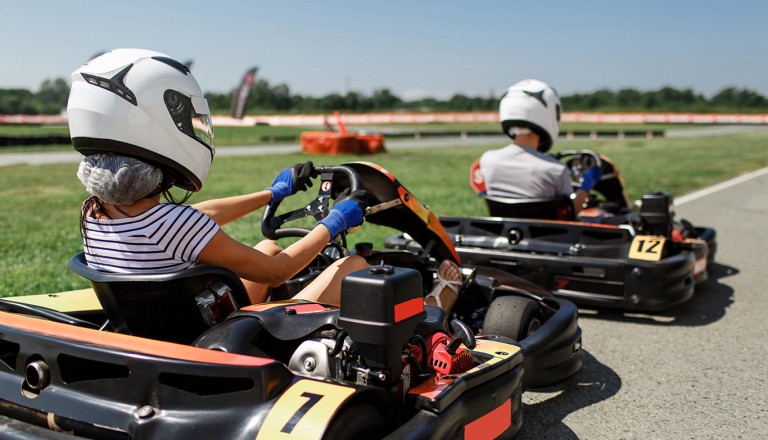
0, 125, 70, 136
0, 121, 704, 150
1, 127, 766, 297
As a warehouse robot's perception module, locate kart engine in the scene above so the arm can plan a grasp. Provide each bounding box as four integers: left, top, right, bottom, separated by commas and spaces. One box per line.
639, 192, 674, 237
337, 265, 426, 388
287, 265, 475, 395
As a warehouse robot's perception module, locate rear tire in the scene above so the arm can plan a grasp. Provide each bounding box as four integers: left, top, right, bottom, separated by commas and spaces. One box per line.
482, 296, 541, 341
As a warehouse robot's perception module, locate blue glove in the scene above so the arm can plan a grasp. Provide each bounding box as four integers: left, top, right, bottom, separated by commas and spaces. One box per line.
265, 161, 314, 204
579, 166, 603, 192
318, 190, 368, 238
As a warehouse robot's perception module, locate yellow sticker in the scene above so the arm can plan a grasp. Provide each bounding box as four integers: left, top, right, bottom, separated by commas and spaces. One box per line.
629, 235, 666, 261
256, 380, 356, 440
3, 288, 102, 313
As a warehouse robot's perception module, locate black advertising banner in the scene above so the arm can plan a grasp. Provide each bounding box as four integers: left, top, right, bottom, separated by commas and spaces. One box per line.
230, 67, 258, 119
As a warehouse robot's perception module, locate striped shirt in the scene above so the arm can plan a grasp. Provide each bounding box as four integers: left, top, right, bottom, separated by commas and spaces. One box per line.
83, 203, 220, 273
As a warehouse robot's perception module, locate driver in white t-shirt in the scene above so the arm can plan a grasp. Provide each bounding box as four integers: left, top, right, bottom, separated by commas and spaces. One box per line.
472, 79, 601, 213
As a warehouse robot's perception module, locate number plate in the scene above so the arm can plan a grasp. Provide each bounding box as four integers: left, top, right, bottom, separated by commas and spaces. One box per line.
629, 235, 666, 261
257, 380, 355, 439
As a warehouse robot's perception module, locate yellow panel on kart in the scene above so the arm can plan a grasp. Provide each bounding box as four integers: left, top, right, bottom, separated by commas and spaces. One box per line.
257, 380, 356, 440
3, 288, 102, 313
409, 339, 521, 400
629, 235, 667, 261
469, 339, 522, 367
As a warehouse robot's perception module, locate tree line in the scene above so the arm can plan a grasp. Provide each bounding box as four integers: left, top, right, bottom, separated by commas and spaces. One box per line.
1, 77, 766, 115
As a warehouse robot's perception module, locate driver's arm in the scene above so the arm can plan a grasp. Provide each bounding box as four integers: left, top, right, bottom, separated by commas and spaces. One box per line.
198, 224, 332, 287
193, 161, 314, 226
571, 165, 603, 213
192, 190, 273, 226
554, 168, 588, 213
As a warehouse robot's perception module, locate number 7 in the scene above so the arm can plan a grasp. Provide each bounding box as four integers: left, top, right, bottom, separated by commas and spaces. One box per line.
281, 392, 323, 433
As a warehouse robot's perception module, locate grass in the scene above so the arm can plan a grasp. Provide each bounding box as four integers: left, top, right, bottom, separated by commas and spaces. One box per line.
0, 121, 704, 150
1, 128, 767, 297
212, 125, 311, 144
0, 125, 70, 136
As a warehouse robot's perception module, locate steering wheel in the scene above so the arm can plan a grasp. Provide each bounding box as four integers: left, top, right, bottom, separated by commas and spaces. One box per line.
554, 149, 603, 187
261, 164, 364, 242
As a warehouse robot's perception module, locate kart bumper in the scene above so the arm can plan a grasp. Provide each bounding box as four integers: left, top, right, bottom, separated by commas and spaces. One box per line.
0, 312, 527, 440
519, 297, 582, 389
696, 226, 717, 266
457, 246, 695, 311
390, 350, 524, 439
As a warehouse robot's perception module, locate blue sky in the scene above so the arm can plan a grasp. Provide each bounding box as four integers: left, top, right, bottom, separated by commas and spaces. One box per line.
4, 1, 766, 99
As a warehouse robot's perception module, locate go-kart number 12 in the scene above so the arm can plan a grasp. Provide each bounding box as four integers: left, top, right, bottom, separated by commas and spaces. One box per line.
629, 235, 666, 261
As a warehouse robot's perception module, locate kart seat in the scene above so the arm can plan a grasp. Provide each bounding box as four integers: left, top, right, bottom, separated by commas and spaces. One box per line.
482, 195, 575, 221
67, 252, 251, 344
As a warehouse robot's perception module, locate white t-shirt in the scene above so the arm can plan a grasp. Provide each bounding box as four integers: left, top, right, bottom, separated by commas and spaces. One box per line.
479, 144, 572, 199
82, 203, 220, 273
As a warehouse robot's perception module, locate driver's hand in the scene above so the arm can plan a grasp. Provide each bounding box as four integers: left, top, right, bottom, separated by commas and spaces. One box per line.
291, 161, 315, 193
579, 166, 603, 192
265, 161, 314, 204
317, 190, 369, 238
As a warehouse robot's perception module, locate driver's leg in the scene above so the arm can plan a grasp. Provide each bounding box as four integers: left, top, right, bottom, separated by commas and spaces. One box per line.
424, 260, 462, 314
292, 255, 369, 306
242, 239, 283, 304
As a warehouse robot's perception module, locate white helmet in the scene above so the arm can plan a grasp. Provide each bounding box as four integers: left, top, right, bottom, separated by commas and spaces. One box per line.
499, 79, 561, 152
68, 48, 214, 191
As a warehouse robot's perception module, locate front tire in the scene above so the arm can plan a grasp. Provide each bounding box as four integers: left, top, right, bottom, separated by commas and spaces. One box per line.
482, 296, 541, 341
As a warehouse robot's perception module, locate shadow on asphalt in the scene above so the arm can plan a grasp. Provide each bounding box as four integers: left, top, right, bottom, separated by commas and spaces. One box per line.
517, 350, 620, 439
576, 262, 738, 327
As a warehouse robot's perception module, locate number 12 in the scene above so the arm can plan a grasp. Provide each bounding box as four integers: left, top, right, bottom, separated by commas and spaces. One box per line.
636, 239, 661, 254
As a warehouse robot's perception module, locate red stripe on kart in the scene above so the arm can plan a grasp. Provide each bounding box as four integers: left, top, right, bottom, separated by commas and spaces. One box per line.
409, 375, 455, 399
0, 311, 274, 367
464, 398, 512, 440
285, 304, 328, 313
529, 218, 622, 229
242, 301, 329, 313
554, 277, 570, 289
693, 257, 707, 275
394, 297, 424, 322
354, 161, 397, 181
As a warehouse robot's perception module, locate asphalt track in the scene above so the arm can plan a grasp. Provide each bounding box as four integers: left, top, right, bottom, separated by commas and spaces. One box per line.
1, 138, 766, 439
518, 168, 768, 440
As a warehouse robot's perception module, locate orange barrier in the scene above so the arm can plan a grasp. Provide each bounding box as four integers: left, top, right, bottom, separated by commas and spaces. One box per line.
356, 134, 385, 154
300, 132, 385, 155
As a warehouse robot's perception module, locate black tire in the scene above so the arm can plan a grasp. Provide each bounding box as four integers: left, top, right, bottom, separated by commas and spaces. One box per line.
322, 402, 394, 440
482, 296, 542, 341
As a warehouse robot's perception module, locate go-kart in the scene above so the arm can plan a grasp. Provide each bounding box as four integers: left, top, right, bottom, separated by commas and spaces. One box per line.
387, 150, 717, 311
0, 162, 581, 439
